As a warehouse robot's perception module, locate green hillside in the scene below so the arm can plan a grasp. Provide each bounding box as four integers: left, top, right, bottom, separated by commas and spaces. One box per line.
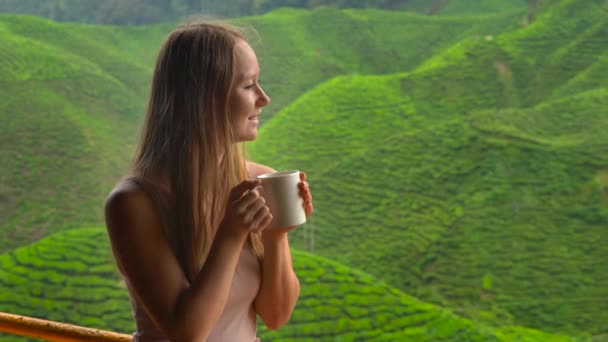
247, 0, 608, 336
1, 1, 606, 339
0, 228, 132, 341
0, 0, 528, 24
0, 228, 580, 341
249, 75, 608, 335
241, 6, 525, 122
0, 7, 525, 253
436, 0, 527, 16
0, 15, 163, 253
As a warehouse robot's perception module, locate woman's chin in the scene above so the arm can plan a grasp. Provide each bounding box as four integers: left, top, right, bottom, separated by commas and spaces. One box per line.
236, 131, 258, 143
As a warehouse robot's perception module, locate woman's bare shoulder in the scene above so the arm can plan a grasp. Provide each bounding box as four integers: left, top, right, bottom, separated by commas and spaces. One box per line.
104, 180, 160, 234
106, 181, 144, 212
246, 161, 276, 178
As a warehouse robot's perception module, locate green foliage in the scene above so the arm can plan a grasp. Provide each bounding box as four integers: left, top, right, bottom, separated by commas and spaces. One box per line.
0, 15, 166, 252
0, 228, 579, 341
0, 228, 132, 341
0, 0, 527, 24
0, 7, 523, 253
437, 0, 528, 16
1, 0, 607, 339
248, 0, 608, 336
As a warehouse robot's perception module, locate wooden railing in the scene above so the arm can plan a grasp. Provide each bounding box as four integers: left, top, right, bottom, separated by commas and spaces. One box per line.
0, 312, 131, 341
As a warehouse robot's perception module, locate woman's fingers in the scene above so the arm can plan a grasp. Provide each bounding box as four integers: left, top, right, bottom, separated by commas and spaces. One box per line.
234, 187, 271, 229
243, 196, 267, 224
298, 173, 312, 207
299, 181, 313, 201
235, 186, 263, 214
229, 180, 261, 203
255, 211, 273, 231
305, 203, 314, 217
250, 205, 272, 231
297, 181, 314, 216
299, 182, 311, 197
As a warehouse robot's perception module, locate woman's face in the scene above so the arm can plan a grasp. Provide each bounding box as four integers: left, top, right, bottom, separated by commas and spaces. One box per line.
228, 40, 271, 142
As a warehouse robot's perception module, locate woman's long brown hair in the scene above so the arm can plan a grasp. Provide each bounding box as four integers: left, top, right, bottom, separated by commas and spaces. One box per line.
128, 22, 263, 281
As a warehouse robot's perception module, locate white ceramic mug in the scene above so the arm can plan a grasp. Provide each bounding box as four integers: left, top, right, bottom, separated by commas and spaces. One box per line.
257, 170, 306, 229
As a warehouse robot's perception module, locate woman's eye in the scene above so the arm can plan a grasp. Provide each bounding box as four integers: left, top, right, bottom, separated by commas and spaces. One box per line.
245, 80, 261, 89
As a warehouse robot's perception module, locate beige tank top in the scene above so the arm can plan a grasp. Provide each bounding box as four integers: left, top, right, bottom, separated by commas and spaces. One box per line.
122, 177, 262, 341
126, 247, 261, 341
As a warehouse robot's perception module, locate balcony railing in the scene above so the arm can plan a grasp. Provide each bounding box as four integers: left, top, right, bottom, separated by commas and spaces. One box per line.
0, 312, 131, 341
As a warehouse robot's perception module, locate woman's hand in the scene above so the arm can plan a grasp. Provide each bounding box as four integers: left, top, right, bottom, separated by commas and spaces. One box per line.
220, 179, 273, 238
261, 171, 313, 239
298, 171, 314, 217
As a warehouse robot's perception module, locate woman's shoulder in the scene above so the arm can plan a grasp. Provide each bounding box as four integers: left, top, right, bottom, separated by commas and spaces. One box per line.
107, 176, 169, 207
104, 179, 162, 233
246, 161, 276, 178
106, 177, 152, 203
105, 181, 143, 216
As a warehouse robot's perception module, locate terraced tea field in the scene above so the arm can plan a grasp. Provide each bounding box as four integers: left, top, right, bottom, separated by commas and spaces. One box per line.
248, 0, 608, 335
0, 228, 578, 341
1, 0, 607, 340
0, 7, 525, 254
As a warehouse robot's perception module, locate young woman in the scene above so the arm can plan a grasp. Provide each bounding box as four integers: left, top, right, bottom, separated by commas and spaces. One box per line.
104, 22, 313, 341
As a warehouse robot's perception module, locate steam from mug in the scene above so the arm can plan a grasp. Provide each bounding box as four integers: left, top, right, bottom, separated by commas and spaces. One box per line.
257, 170, 307, 229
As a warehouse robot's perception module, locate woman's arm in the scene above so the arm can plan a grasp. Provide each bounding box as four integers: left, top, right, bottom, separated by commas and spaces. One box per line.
247, 161, 314, 329
105, 179, 271, 341
254, 231, 301, 329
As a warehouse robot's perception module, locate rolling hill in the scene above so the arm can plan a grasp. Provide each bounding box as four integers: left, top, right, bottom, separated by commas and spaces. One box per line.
1, 1, 606, 340
0, 228, 581, 341
0, 6, 526, 253
0, 0, 529, 24
0, 15, 162, 253
435, 0, 528, 16
247, 0, 608, 336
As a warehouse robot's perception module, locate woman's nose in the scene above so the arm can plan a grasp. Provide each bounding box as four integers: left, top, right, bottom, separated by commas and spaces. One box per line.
258, 88, 271, 107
